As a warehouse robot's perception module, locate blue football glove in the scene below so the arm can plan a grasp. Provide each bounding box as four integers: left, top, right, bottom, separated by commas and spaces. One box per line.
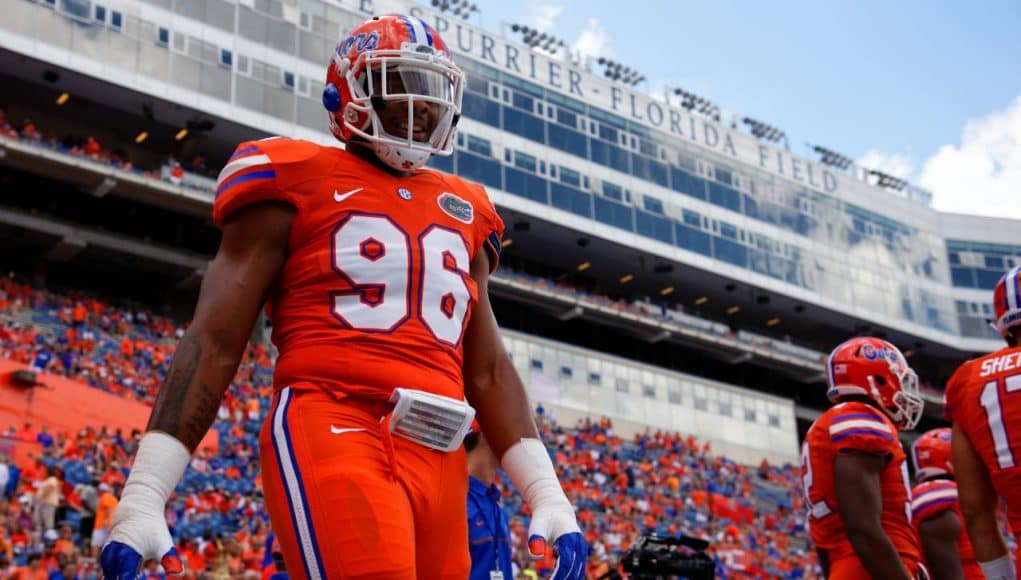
101, 539, 183, 580
528, 529, 589, 580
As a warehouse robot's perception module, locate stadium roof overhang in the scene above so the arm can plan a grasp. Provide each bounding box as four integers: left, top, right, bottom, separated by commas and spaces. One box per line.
497, 208, 980, 366
0, 48, 268, 168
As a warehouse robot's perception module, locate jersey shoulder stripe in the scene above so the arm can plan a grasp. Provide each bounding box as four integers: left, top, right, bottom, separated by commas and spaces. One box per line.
211, 137, 326, 227
911, 485, 957, 521
911, 488, 957, 511
830, 418, 893, 437
215, 146, 275, 199
831, 428, 894, 443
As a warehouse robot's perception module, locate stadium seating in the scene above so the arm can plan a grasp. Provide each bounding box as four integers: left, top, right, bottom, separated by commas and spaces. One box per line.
0, 276, 822, 577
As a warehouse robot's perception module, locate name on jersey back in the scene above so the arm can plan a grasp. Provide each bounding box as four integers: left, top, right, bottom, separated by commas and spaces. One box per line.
980, 351, 1021, 377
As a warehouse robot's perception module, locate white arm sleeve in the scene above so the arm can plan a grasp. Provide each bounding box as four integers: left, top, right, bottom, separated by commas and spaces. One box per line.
107, 432, 191, 555
501, 438, 579, 536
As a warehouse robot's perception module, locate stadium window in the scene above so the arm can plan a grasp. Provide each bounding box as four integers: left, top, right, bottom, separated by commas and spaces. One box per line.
171, 31, 185, 53
220, 49, 233, 68
768, 414, 780, 428
43, 0, 56, 6
236, 54, 250, 76
668, 389, 681, 405
642, 196, 664, 215
61, 0, 90, 20
559, 167, 580, 187
514, 151, 537, 173
718, 403, 731, 416
530, 359, 543, 370
467, 135, 492, 157
744, 409, 757, 423
157, 27, 169, 46
282, 71, 295, 89
94, 4, 106, 22
641, 385, 655, 399
615, 379, 629, 393
110, 10, 122, 29
587, 372, 601, 386
560, 366, 573, 378
694, 397, 708, 411
602, 181, 623, 202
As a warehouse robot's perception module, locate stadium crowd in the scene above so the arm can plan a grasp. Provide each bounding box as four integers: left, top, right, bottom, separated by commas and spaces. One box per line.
0, 276, 819, 578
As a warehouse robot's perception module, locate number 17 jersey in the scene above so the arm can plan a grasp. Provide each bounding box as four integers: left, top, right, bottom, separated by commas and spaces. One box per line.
213, 137, 504, 402
944, 345, 1021, 532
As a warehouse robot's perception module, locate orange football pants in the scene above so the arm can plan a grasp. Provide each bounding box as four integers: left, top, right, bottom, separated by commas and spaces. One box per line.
259, 383, 470, 579
828, 557, 929, 579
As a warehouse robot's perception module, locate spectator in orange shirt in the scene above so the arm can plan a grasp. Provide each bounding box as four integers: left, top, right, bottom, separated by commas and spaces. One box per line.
71, 302, 87, 326
20, 119, 41, 142
53, 523, 77, 558
9, 552, 47, 580
179, 538, 208, 573
84, 136, 101, 157
14, 422, 34, 442
91, 483, 118, 557
119, 337, 133, 357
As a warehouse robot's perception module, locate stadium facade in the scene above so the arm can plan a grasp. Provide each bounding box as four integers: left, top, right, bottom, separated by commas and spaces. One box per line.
2, 0, 1018, 464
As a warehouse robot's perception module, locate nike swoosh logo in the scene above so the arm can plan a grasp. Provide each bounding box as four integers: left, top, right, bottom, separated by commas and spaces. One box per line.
333, 187, 364, 203
330, 426, 366, 435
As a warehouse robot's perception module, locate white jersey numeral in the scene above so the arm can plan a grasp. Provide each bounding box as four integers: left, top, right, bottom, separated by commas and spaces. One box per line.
979, 372, 1021, 469
330, 214, 474, 345
800, 441, 832, 520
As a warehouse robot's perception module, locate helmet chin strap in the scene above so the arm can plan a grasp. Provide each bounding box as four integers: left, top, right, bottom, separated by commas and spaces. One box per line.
371, 139, 430, 172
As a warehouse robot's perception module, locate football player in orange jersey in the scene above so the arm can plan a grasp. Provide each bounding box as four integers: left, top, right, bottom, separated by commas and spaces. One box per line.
910, 428, 982, 580
800, 337, 926, 579
100, 14, 587, 580
945, 266, 1021, 580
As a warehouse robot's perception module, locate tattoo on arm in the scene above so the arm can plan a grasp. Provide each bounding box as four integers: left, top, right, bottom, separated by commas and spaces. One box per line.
147, 333, 225, 451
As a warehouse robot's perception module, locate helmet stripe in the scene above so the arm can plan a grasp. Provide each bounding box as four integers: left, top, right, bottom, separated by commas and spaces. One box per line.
401, 15, 428, 45
399, 15, 417, 42
417, 18, 434, 47
1008, 265, 1021, 310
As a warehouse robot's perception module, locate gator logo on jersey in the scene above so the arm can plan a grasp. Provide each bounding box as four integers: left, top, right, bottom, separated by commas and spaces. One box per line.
437, 192, 474, 224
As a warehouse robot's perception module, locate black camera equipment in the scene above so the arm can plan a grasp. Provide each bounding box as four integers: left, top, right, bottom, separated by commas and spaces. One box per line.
620, 534, 715, 580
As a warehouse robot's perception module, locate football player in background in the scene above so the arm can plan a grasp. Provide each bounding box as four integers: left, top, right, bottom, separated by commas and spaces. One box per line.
800, 337, 926, 579
100, 14, 587, 579
910, 428, 981, 580
945, 265, 1021, 580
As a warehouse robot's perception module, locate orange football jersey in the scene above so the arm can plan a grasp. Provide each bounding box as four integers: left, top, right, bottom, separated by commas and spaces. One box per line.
213, 137, 504, 401
801, 401, 922, 566
910, 480, 983, 579
944, 345, 1021, 531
